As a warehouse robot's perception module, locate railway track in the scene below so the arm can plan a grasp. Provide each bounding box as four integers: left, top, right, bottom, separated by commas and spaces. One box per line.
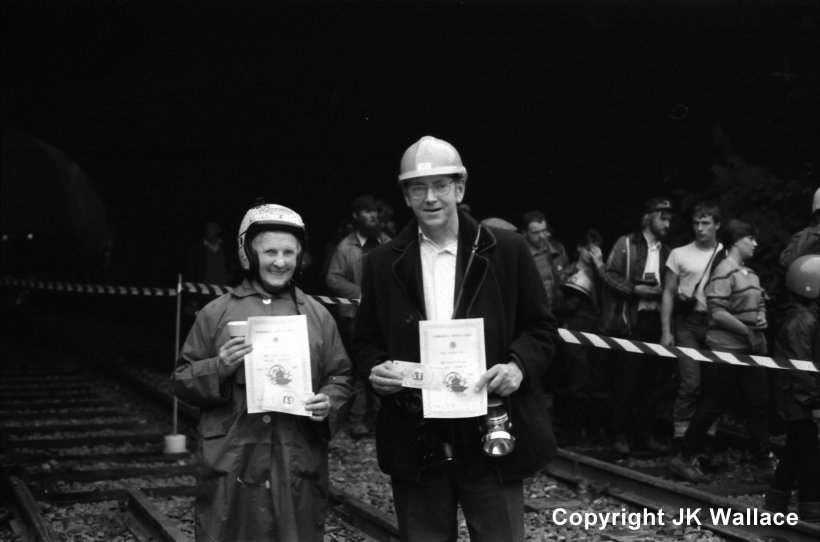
0, 351, 195, 541
0, 325, 392, 542
4, 305, 820, 541
545, 448, 820, 542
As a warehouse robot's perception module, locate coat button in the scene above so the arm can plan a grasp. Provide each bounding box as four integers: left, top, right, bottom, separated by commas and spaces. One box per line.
262, 415, 271, 423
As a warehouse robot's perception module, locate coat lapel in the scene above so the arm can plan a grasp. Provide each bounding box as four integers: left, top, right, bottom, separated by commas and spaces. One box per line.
453, 214, 495, 319
391, 225, 427, 319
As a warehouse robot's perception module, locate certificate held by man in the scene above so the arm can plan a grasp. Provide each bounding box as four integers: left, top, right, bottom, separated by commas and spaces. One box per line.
419, 318, 487, 418
244, 315, 313, 416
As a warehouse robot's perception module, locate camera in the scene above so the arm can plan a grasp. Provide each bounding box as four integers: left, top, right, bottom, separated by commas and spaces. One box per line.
416, 421, 454, 470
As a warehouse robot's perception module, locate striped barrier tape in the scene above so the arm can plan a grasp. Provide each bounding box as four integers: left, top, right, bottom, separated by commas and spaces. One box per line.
2, 276, 816, 373
558, 328, 817, 374
0, 276, 358, 305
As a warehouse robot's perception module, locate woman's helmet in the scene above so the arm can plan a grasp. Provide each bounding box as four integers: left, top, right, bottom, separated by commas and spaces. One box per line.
237, 204, 306, 271
785, 254, 820, 300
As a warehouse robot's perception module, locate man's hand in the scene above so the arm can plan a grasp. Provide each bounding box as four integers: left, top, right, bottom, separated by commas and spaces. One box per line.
634, 283, 662, 299
305, 393, 330, 422
660, 330, 675, 348
474, 362, 523, 397
217, 337, 252, 381
369, 360, 404, 395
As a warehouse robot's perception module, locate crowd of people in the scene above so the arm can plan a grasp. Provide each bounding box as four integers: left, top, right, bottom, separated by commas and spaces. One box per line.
172, 135, 819, 541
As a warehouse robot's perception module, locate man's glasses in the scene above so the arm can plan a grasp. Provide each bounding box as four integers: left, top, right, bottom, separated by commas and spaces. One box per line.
406, 179, 455, 200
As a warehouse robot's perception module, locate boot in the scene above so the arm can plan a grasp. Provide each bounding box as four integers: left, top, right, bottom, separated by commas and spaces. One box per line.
669, 453, 709, 483
798, 502, 820, 525
763, 488, 791, 513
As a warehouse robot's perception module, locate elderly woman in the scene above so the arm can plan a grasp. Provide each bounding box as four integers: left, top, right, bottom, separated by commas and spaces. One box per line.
173, 203, 353, 542
669, 219, 772, 483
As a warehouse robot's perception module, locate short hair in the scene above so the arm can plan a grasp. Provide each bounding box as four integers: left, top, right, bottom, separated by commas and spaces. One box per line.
692, 202, 721, 223
351, 194, 377, 213
576, 228, 603, 248
520, 210, 547, 231
722, 219, 758, 246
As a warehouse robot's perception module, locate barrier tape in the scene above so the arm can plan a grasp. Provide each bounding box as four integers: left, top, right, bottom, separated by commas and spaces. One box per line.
2, 276, 816, 373
0, 276, 358, 305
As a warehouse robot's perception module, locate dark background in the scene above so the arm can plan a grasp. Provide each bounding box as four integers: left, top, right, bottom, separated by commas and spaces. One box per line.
2, 0, 818, 292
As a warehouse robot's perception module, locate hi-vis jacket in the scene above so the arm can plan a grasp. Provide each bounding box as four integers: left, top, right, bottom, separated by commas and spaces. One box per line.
173, 280, 353, 542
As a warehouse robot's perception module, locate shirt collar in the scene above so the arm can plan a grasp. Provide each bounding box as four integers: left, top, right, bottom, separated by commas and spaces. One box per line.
418, 228, 458, 254
642, 231, 661, 250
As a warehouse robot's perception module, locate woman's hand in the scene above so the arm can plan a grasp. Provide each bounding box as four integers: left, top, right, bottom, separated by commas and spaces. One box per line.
217, 337, 252, 381
305, 393, 330, 421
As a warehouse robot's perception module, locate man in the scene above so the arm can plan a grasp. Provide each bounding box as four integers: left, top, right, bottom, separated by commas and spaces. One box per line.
596, 197, 673, 455
326, 194, 391, 437
780, 187, 820, 268
173, 203, 353, 542
660, 202, 723, 440
521, 210, 571, 308
352, 136, 557, 541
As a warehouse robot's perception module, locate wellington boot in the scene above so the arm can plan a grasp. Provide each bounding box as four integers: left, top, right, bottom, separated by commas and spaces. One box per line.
797, 501, 820, 525
763, 488, 790, 513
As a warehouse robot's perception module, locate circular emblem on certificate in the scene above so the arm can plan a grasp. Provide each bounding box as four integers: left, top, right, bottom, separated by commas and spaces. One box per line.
268, 365, 292, 385
445, 372, 468, 393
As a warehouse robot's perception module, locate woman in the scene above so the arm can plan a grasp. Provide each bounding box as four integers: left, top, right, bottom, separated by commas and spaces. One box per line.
173, 203, 353, 542
669, 219, 772, 483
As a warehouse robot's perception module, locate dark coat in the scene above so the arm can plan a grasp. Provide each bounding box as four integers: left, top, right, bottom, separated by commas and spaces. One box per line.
772, 302, 820, 421
598, 230, 670, 336
352, 212, 558, 483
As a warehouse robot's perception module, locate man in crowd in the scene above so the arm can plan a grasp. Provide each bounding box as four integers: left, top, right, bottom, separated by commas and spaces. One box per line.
353, 135, 557, 541
596, 197, 673, 455
326, 194, 391, 437
660, 202, 723, 440
521, 210, 571, 309
780, 187, 820, 267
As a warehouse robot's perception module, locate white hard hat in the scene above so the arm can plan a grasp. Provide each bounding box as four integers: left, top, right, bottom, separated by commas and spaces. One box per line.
237, 204, 305, 271
398, 136, 467, 183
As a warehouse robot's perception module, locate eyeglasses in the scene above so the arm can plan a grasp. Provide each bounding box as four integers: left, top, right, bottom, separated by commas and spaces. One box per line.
406, 179, 455, 200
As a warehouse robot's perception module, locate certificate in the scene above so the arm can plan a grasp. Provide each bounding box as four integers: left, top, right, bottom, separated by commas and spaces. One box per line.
418, 318, 487, 418
243, 315, 313, 416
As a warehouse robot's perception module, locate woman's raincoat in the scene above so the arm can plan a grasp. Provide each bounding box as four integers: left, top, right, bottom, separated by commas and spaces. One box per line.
173, 279, 353, 542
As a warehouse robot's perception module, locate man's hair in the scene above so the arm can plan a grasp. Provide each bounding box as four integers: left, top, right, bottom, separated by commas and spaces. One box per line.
692, 202, 721, 224
520, 210, 547, 231
722, 219, 758, 246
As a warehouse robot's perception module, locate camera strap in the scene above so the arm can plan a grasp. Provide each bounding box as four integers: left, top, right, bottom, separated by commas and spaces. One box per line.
689, 245, 719, 297
453, 224, 483, 314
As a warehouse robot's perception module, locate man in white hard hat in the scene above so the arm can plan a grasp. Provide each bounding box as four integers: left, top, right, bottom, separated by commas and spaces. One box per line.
780, 187, 820, 268
352, 136, 558, 541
